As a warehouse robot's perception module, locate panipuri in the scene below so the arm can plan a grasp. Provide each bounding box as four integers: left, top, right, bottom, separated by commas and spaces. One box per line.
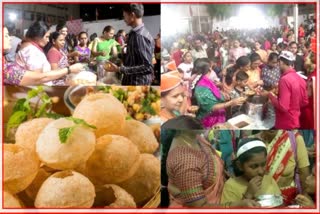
73, 93, 127, 137
94, 184, 136, 208
35, 170, 95, 208
15, 118, 54, 152
119, 154, 160, 205
124, 120, 159, 153
36, 118, 95, 170
25, 168, 52, 200
86, 135, 140, 184
4, 144, 39, 193
4, 191, 23, 208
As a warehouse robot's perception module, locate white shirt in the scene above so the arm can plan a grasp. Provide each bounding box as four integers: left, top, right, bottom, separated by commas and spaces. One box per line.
16, 44, 52, 86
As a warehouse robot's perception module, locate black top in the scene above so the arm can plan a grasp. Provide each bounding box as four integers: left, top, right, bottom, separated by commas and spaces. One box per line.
294, 54, 305, 73
120, 23, 155, 85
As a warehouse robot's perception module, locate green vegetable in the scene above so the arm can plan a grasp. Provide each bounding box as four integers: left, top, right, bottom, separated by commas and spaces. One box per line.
58, 117, 96, 144
112, 88, 127, 103
141, 98, 156, 115
6, 86, 54, 137
59, 127, 75, 144
65, 117, 96, 129
6, 111, 28, 136
125, 115, 133, 120
45, 112, 65, 119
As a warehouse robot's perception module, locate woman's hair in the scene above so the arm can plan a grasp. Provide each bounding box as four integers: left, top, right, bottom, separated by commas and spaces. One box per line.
90, 33, 98, 42
191, 58, 211, 76
268, 52, 278, 62
250, 52, 261, 63
78, 31, 88, 39
102, 25, 114, 34
25, 21, 49, 40
56, 22, 67, 32
235, 70, 249, 82
191, 58, 211, 105
232, 138, 267, 177
116, 29, 125, 36
162, 115, 203, 130
43, 32, 62, 55
225, 56, 250, 85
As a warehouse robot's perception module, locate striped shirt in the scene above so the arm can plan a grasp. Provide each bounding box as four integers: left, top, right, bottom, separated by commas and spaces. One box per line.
120, 23, 155, 85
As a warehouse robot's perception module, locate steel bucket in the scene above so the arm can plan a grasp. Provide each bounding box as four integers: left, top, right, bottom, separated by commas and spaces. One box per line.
245, 95, 268, 120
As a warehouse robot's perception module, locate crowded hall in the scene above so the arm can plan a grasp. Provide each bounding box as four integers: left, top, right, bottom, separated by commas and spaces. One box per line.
3, 3, 161, 86
160, 3, 317, 209
160, 4, 316, 130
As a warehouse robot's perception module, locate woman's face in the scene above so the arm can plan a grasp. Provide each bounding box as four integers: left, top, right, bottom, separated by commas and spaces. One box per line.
79, 33, 88, 46
251, 60, 261, 70
289, 43, 298, 55
3, 27, 11, 50
305, 166, 315, 194
271, 43, 277, 51
162, 85, 185, 112
240, 152, 267, 180
240, 63, 251, 72
59, 27, 68, 37
104, 29, 114, 39
233, 40, 240, 48
53, 35, 66, 50
36, 31, 50, 47
184, 53, 193, 63
255, 42, 261, 50
268, 58, 279, 68
237, 79, 248, 88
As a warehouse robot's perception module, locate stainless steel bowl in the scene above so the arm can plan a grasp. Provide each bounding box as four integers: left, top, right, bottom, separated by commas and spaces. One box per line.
256, 194, 283, 207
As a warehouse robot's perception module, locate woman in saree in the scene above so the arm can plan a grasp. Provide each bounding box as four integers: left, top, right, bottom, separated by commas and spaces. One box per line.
258, 130, 310, 205
192, 58, 246, 128
4, 25, 82, 86
45, 32, 70, 85
162, 116, 260, 208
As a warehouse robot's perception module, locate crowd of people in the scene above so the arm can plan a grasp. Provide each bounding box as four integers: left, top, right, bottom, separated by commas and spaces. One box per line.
3, 3, 160, 86
160, 23, 316, 130
161, 116, 316, 208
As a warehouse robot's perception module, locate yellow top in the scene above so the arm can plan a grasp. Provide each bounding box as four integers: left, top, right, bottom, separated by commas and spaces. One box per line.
221, 174, 281, 203
267, 131, 310, 188
246, 68, 261, 89
256, 49, 268, 63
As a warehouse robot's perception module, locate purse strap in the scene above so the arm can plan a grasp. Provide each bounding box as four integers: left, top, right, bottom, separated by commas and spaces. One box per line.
288, 131, 302, 194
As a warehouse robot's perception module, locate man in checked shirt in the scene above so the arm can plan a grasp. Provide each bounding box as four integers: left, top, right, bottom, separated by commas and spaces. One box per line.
106, 4, 155, 85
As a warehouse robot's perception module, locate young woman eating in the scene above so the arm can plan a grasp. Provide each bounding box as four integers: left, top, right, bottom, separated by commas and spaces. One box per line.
222, 138, 281, 205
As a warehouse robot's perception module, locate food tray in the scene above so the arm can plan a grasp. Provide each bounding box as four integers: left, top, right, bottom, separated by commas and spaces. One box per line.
227, 114, 253, 129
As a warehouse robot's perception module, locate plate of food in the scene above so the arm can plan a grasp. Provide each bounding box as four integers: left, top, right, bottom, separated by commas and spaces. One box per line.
244, 89, 256, 97
256, 195, 283, 208
67, 71, 97, 86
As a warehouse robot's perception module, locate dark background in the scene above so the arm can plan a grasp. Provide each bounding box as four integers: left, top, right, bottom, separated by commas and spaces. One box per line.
80, 4, 160, 21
